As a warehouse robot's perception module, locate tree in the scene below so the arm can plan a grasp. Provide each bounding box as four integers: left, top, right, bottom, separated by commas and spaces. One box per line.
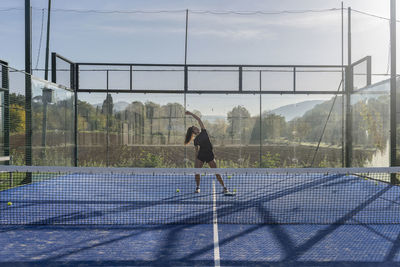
160, 103, 185, 144
145, 102, 161, 144
101, 94, 114, 116
227, 106, 252, 144
126, 101, 145, 144
250, 112, 287, 144
10, 104, 25, 133
204, 118, 228, 146
352, 95, 389, 151
286, 97, 343, 146
10, 93, 25, 106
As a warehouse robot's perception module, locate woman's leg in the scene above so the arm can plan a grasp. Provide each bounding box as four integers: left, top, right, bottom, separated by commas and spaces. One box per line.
208, 160, 226, 188
195, 158, 204, 189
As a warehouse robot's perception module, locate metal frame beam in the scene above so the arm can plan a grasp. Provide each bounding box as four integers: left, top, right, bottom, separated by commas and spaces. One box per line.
77, 62, 343, 68
76, 89, 344, 94
75, 62, 345, 95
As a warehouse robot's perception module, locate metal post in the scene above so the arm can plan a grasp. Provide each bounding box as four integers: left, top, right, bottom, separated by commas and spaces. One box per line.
44, 0, 51, 81
293, 67, 296, 92
75, 64, 79, 92
345, 7, 352, 167
168, 106, 172, 144
259, 70, 262, 168
73, 64, 78, 166
184, 9, 189, 166
184, 66, 188, 92
141, 105, 145, 145
25, 0, 32, 182
1, 62, 10, 162
51, 52, 56, 83
129, 65, 132, 91
366, 56, 372, 86
239, 66, 243, 92
75, 64, 79, 166
106, 70, 109, 167
390, 0, 398, 183
341, 1, 345, 167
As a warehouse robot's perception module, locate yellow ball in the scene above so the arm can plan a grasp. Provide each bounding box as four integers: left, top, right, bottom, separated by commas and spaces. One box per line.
7, 202, 12, 206
228, 176, 232, 179
176, 189, 180, 193
233, 189, 237, 192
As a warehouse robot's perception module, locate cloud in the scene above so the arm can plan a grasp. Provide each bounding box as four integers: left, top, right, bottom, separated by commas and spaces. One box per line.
53, 8, 387, 43
188, 10, 343, 29
96, 24, 185, 35
95, 22, 277, 41
88, 11, 342, 41
190, 28, 276, 41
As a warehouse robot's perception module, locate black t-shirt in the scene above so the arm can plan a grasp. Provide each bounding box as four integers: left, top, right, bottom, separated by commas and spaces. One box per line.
194, 129, 213, 155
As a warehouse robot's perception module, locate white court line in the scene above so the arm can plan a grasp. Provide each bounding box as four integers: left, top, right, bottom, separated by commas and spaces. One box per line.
213, 180, 221, 267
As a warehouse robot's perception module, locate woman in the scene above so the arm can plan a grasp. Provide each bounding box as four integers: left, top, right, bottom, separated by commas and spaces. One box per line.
184, 111, 232, 195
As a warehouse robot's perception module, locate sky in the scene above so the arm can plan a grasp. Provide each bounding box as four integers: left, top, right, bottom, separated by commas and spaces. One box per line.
0, 0, 396, 116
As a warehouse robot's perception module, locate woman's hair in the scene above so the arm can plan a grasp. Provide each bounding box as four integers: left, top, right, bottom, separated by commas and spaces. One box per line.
184, 126, 194, 145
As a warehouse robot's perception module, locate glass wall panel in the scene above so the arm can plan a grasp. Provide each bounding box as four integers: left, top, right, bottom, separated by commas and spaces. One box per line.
351, 80, 390, 167
31, 78, 74, 166
109, 93, 185, 167
261, 94, 343, 168
78, 93, 107, 166
186, 94, 259, 167
8, 69, 26, 166
78, 93, 185, 167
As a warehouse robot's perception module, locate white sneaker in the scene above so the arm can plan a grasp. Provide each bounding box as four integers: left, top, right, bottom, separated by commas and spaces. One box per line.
195, 187, 200, 193
223, 187, 235, 196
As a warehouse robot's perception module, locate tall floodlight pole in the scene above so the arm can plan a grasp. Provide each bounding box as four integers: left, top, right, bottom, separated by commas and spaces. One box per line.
44, 0, 51, 81
341, 2, 345, 167
25, 0, 32, 180
390, 0, 397, 183
184, 9, 188, 167
345, 7, 352, 167
185, 9, 188, 65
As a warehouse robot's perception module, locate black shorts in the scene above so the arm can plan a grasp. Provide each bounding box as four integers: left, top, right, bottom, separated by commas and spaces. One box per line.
197, 152, 214, 163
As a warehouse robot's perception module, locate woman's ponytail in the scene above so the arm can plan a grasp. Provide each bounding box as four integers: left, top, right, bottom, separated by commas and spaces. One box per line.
184, 126, 194, 145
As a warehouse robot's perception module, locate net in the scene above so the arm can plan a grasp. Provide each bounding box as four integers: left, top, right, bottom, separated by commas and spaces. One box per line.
1, 165, 399, 225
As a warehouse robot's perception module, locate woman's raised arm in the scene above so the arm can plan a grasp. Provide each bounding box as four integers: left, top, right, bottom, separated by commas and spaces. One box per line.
185, 111, 205, 129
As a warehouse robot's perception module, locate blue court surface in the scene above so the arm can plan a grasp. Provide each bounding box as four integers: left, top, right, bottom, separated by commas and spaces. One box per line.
2, 224, 400, 266
2, 171, 400, 266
